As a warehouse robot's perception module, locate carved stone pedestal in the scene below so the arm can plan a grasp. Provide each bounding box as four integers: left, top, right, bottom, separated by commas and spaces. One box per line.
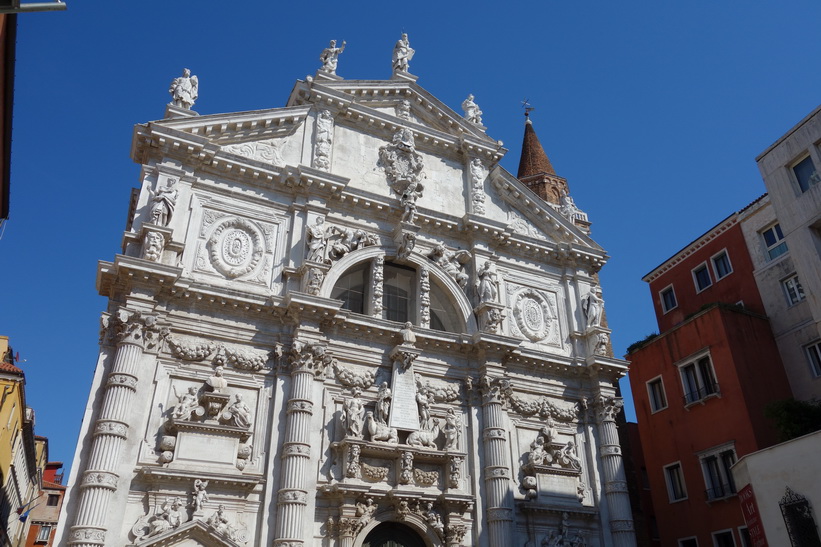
298, 260, 330, 296
475, 301, 506, 334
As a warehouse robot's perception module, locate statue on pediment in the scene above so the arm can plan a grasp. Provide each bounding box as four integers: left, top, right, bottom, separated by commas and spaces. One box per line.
169, 68, 198, 110
319, 39, 346, 74
462, 94, 483, 125
392, 33, 414, 73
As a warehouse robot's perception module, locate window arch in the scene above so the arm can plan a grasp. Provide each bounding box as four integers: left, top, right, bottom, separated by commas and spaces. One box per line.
330, 257, 467, 334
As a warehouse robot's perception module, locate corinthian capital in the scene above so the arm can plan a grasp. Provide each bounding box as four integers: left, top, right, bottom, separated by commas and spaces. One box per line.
111, 309, 161, 349
288, 340, 335, 378
595, 395, 624, 423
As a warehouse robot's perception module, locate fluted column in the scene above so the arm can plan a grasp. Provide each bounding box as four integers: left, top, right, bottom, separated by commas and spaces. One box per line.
479, 375, 513, 547
595, 396, 636, 547
68, 310, 157, 546
274, 341, 332, 546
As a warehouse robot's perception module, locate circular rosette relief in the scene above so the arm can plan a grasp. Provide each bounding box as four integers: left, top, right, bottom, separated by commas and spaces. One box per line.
513, 289, 554, 342
207, 217, 265, 279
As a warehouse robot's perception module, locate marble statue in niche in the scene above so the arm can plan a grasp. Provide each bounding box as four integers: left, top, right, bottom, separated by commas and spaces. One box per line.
392, 33, 414, 73
149, 178, 178, 227
582, 285, 603, 330
476, 260, 499, 304
443, 407, 462, 451
461, 94, 483, 125
343, 387, 365, 439
319, 39, 346, 74
169, 69, 198, 109
305, 216, 330, 263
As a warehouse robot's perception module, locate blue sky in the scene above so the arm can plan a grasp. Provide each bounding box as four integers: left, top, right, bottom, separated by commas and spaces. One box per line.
3, 2, 821, 474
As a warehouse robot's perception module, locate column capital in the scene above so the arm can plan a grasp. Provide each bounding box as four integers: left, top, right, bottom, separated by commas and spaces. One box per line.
594, 395, 623, 423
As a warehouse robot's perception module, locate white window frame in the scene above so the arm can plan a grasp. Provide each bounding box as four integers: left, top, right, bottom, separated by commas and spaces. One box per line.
646, 375, 668, 413
36, 524, 52, 543
664, 461, 688, 502
698, 442, 738, 501
781, 273, 806, 306
711, 528, 737, 547
678, 536, 699, 547
711, 249, 733, 281
692, 262, 713, 293
737, 526, 751, 547
677, 351, 720, 406
805, 341, 821, 378
660, 284, 678, 314
761, 223, 787, 261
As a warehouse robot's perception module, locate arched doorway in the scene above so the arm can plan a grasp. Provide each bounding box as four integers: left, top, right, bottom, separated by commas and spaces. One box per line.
363, 522, 428, 547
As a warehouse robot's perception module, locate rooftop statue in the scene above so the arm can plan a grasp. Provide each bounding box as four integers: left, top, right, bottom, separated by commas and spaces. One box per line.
169, 68, 198, 110
462, 94, 483, 125
392, 33, 415, 73
319, 39, 346, 74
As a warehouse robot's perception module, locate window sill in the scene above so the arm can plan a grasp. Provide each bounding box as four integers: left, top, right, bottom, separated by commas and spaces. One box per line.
705, 492, 737, 504
684, 392, 721, 409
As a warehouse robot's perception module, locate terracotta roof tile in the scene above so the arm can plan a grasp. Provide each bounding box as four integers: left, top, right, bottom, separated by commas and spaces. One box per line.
0, 360, 23, 374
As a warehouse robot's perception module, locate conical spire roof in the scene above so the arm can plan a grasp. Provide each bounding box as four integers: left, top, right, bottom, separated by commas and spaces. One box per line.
517, 116, 556, 179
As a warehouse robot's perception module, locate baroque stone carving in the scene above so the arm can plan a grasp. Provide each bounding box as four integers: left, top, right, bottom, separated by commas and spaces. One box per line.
362, 462, 390, 482
332, 361, 376, 389
305, 216, 330, 263
375, 381, 392, 424
479, 375, 513, 405
558, 188, 586, 224
399, 451, 413, 484
594, 331, 609, 356
372, 256, 384, 316
169, 68, 198, 109
392, 33, 414, 73
400, 180, 424, 224
142, 230, 165, 262
447, 524, 468, 545
379, 128, 424, 192
462, 94, 483, 125
595, 395, 624, 423
427, 245, 471, 289
395, 99, 411, 120
413, 467, 439, 486
508, 394, 578, 422
406, 419, 440, 449
206, 366, 228, 393
346, 444, 362, 479
134, 497, 186, 541
512, 288, 554, 342
207, 217, 265, 279
149, 178, 178, 227
423, 502, 445, 539
416, 375, 461, 403
476, 260, 499, 304
223, 139, 285, 167
443, 408, 462, 451
343, 387, 365, 439
582, 285, 603, 330
214, 344, 269, 372
366, 411, 398, 444
314, 109, 334, 171
449, 456, 463, 488
108, 308, 160, 349
171, 386, 199, 420
288, 341, 336, 379
419, 268, 431, 327
224, 393, 253, 429
507, 211, 548, 241
319, 39, 346, 74
328, 225, 378, 261
355, 498, 378, 534
470, 158, 487, 214
306, 266, 325, 295
397, 231, 416, 260
206, 505, 241, 542
166, 335, 216, 361
191, 479, 209, 513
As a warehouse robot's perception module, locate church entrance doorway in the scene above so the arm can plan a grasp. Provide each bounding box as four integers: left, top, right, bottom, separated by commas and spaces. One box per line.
363, 522, 428, 547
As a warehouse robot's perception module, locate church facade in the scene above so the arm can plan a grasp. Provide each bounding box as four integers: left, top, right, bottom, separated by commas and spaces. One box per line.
59, 39, 634, 547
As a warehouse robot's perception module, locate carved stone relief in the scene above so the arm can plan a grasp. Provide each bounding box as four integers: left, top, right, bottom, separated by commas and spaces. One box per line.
507, 211, 548, 241
419, 268, 431, 328
371, 256, 384, 317
469, 158, 486, 215
507, 286, 561, 345
314, 109, 334, 171
332, 361, 376, 390
378, 127, 424, 194
206, 216, 266, 279
142, 230, 166, 262
222, 139, 286, 167
427, 245, 471, 289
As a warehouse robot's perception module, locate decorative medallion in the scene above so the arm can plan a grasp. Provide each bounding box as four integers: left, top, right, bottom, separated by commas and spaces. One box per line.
513, 288, 553, 342
207, 217, 265, 279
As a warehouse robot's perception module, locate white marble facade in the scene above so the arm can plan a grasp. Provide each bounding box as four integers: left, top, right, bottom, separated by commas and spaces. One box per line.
59, 48, 634, 547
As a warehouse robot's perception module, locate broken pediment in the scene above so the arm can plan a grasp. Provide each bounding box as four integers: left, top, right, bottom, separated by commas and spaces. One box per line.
134, 519, 243, 547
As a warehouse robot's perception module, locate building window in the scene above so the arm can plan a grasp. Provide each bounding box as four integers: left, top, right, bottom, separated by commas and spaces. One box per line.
661, 285, 677, 313
36, 525, 52, 543
46, 494, 59, 506
805, 342, 821, 378
429, 281, 461, 333
701, 445, 737, 500
679, 354, 719, 405
665, 462, 687, 502
780, 487, 821, 547
738, 527, 751, 547
693, 263, 712, 292
782, 274, 806, 306
383, 263, 415, 323
712, 251, 732, 280
331, 262, 367, 314
646, 377, 668, 412
762, 223, 788, 260
793, 155, 819, 193
712, 530, 736, 547
679, 537, 698, 547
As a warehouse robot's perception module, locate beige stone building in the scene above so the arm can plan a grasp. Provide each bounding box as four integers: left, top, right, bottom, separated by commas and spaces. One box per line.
58, 41, 634, 547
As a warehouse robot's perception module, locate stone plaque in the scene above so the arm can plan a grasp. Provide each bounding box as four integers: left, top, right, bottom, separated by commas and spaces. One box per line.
175, 430, 238, 468
389, 364, 420, 431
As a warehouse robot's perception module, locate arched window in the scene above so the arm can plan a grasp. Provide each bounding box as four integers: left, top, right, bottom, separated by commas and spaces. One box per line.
331, 259, 464, 333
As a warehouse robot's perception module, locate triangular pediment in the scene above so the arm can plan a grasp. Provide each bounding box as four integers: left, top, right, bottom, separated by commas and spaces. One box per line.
137, 520, 242, 547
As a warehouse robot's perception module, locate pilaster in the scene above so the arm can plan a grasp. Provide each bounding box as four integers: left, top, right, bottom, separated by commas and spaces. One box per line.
479, 373, 514, 547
